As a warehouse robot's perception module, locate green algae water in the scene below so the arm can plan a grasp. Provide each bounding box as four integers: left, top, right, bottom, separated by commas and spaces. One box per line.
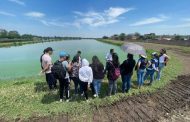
0, 39, 128, 80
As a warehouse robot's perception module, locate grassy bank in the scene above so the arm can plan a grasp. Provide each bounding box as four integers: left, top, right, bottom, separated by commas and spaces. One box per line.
0, 39, 182, 121
0, 39, 64, 48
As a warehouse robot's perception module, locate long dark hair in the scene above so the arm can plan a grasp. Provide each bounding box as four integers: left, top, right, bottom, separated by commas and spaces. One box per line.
127, 53, 134, 60
92, 55, 101, 65
92, 56, 102, 72
40, 48, 47, 69
112, 53, 120, 67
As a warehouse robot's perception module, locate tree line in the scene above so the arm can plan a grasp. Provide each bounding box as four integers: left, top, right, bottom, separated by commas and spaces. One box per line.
102, 33, 190, 41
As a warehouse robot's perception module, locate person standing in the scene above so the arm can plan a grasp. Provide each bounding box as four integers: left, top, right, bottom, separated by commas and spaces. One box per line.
61, 53, 72, 102
136, 54, 147, 89
144, 52, 159, 85
52, 51, 67, 102
79, 59, 93, 101
105, 49, 114, 61
105, 53, 120, 96
70, 56, 81, 96
157, 49, 169, 81
73, 50, 82, 66
41, 47, 56, 90
120, 54, 136, 93
90, 56, 105, 97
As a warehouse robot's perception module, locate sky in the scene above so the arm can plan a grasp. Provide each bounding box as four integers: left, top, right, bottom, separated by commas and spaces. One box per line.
0, 0, 190, 37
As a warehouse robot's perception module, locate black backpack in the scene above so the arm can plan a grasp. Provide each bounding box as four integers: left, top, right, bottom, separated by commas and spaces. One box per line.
51, 60, 66, 79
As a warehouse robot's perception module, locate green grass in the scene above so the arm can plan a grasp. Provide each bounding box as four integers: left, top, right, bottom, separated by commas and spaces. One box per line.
0, 39, 183, 121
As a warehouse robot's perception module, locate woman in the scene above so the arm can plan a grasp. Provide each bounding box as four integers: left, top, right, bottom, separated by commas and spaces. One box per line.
136, 54, 147, 89
70, 56, 80, 96
90, 56, 105, 97
157, 48, 169, 81
144, 52, 159, 85
105, 53, 120, 96
120, 54, 136, 93
79, 59, 93, 101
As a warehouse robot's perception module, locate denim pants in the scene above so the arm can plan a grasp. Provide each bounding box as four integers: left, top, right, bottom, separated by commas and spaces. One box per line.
70, 77, 80, 95
144, 69, 155, 84
45, 73, 56, 90
122, 74, 132, 93
108, 80, 117, 96
157, 63, 165, 80
93, 79, 102, 96
59, 78, 70, 99
80, 82, 89, 100
137, 69, 145, 86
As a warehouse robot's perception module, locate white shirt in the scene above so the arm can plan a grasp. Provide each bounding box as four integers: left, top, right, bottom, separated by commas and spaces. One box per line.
79, 59, 93, 84
106, 53, 112, 61
159, 54, 168, 63
42, 54, 52, 74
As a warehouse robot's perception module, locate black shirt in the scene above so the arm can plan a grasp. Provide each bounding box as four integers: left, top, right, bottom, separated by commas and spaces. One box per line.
90, 63, 105, 79
120, 59, 136, 75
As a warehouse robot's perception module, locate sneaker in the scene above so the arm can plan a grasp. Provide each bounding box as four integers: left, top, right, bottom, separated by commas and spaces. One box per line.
93, 94, 97, 98
60, 99, 63, 102
86, 99, 89, 102
66, 99, 69, 102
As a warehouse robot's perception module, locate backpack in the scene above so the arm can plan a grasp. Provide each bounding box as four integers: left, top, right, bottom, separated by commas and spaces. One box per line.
51, 60, 66, 79
139, 58, 147, 70
110, 62, 120, 80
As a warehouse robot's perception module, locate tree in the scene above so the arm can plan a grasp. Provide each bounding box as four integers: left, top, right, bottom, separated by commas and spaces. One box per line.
102, 36, 109, 39
111, 34, 119, 40
134, 32, 141, 39
119, 33, 126, 41
8, 31, 20, 39
0, 29, 8, 38
174, 35, 183, 40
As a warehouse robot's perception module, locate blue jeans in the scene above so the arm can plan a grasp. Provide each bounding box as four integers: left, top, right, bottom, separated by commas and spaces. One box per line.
93, 79, 102, 96
108, 80, 117, 96
122, 74, 132, 93
137, 69, 145, 87
157, 63, 165, 80
144, 69, 155, 84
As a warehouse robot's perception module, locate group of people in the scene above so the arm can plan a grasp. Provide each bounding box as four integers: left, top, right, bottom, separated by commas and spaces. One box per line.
40, 47, 169, 102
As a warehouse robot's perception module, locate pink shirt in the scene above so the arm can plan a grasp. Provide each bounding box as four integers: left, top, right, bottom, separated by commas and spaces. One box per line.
42, 54, 52, 74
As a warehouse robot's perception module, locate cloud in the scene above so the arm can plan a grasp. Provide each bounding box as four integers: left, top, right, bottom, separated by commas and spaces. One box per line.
130, 15, 168, 26
74, 7, 134, 27
25, 12, 45, 18
0, 11, 15, 16
39, 20, 69, 27
8, 0, 25, 6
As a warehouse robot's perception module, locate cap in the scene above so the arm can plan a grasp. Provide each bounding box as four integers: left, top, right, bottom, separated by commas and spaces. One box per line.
59, 51, 68, 57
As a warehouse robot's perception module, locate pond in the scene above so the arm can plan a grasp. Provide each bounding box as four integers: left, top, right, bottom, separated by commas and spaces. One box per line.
0, 39, 128, 80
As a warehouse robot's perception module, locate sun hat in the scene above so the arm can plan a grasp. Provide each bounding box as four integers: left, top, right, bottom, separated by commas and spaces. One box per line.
140, 54, 147, 58
152, 52, 157, 55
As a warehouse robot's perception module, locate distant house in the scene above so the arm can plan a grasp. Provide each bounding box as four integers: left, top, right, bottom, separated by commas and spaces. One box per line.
163, 37, 172, 41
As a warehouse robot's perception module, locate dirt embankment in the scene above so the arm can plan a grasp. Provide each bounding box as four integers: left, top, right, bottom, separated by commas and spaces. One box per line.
93, 75, 190, 122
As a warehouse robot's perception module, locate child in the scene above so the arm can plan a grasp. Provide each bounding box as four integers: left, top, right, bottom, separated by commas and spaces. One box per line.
79, 59, 93, 101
